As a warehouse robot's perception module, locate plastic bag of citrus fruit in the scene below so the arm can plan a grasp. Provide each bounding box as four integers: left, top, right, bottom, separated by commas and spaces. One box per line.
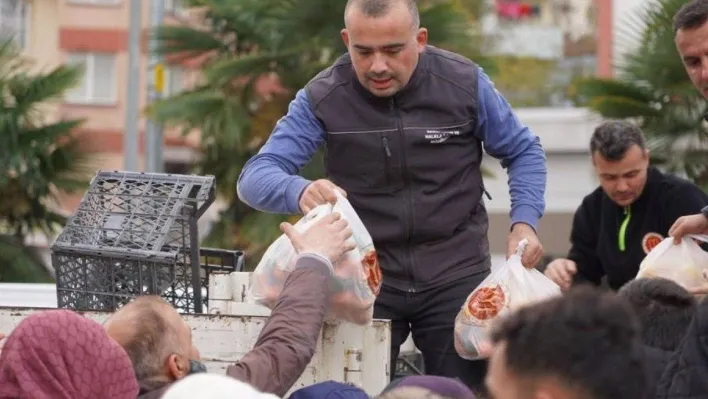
454, 239, 561, 360
636, 234, 708, 291
248, 191, 383, 325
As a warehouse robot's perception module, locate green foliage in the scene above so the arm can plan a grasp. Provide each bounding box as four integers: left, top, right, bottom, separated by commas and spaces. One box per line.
489, 56, 558, 107
576, 0, 708, 187
0, 39, 90, 281
149, 0, 491, 266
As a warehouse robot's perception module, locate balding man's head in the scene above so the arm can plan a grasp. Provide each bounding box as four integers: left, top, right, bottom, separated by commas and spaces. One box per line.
344, 0, 420, 30
104, 296, 200, 387
341, 0, 427, 98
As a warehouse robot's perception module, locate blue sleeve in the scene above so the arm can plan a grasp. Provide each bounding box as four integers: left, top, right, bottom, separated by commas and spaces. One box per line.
475, 69, 547, 230
237, 89, 325, 214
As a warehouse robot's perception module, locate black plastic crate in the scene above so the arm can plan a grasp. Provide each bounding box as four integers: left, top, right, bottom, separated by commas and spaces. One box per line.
50, 170, 240, 314
395, 352, 425, 377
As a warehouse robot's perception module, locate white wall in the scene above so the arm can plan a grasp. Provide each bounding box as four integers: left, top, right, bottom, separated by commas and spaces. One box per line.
0, 283, 57, 308
613, 0, 652, 74
482, 107, 601, 214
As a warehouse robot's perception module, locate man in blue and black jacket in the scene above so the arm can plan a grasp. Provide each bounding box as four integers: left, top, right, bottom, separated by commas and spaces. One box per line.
237, 0, 547, 391
544, 120, 708, 291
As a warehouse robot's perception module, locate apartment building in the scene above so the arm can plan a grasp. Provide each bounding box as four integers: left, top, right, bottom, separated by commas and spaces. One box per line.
2, 0, 197, 212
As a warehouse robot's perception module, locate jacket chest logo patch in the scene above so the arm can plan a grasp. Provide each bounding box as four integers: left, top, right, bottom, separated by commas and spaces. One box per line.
424, 129, 460, 144
642, 232, 664, 254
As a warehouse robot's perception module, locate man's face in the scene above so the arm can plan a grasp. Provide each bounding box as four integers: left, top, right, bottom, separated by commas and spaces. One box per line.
167, 309, 203, 378
592, 145, 650, 207
485, 343, 530, 399
341, 3, 427, 97
676, 21, 708, 98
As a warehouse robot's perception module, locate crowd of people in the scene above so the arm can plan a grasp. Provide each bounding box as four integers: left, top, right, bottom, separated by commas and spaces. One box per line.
3, 0, 708, 397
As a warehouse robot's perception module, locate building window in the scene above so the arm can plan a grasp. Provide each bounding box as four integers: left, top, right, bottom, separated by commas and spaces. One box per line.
65, 53, 117, 105
0, 0, 28, 49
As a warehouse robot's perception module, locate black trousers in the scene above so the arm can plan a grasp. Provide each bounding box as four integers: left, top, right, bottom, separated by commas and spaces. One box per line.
373, 270, 490, 394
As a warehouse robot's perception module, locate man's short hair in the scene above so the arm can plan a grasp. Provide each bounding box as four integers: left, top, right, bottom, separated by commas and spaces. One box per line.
674, 0, 708, 32
619, 278, 697, 351
344, 0, 420, 29
589, 120, 646, 162
107, 296, 185, 382
490, 286, 646, 399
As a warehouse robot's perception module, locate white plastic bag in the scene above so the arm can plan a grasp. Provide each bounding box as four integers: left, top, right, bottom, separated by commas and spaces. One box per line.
454, 239, 561, 360
636, 234, 708, 290
248, 191, 383, 325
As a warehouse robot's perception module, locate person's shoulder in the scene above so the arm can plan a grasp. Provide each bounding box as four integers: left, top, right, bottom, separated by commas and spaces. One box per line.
424, 45, 478, 69
656, 168, 707, 200
423, 46, 480, 98
305, 53, 354, 105
579, 186, 606, 212
424, 46, 479, 77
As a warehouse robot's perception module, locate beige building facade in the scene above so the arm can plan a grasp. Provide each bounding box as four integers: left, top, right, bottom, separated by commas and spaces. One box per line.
4, 0, 196, 212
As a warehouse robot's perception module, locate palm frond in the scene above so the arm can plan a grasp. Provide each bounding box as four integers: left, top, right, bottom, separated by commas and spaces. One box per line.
0, 235, 54, 283
153, 25, 229, 58
9, 65, 83, 113
0, 33, 90, 280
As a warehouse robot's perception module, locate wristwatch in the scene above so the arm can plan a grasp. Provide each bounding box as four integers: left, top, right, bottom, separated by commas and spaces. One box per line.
702, 205, 708, 220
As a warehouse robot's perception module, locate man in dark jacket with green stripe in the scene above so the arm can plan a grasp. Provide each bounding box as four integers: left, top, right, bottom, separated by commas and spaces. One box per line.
544, 120, 708, 291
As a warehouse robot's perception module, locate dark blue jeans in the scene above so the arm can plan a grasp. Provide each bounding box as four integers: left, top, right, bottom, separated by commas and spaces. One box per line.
374, 270, 491, 394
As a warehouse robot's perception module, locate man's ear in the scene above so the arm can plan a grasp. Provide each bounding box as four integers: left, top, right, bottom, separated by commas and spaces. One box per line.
166, 354, 190, 381
416, 28, 428, 51
341, 29, 350, 48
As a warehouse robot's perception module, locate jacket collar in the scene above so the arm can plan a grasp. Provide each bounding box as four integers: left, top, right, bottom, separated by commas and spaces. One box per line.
636, 166, 663, 203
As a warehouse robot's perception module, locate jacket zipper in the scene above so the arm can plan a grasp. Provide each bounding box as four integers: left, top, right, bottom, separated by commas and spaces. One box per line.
390, 98, 416, 293
482, 184, 492, 200
618, 206, 631, 252
381, 136, 392, 184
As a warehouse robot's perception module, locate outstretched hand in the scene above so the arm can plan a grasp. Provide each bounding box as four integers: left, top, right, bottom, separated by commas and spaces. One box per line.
669, 213, 708, 244
281, 212, 356, 264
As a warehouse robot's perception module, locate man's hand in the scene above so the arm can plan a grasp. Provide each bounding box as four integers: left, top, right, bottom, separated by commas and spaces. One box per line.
299, 179, 347, 214
543, 258, 577, 291
281, 212, 355, 264
669, 213, 708, 244
507, 223, 543, 268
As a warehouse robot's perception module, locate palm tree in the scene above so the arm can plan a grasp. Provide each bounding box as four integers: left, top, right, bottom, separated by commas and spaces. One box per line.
0, 39, 89, 282
148, 0, 492, 266
576, 0, 708, 187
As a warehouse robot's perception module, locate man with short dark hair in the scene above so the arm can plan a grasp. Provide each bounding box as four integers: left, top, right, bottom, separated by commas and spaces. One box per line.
485, 286, 647, 399
674, 0, 708, 99
237, 0, 547, 389
544, 120, 708, 291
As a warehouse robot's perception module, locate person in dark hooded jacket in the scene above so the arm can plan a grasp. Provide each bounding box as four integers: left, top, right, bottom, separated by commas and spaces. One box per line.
618, 278, 698, 398
655, 296, 708, 398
